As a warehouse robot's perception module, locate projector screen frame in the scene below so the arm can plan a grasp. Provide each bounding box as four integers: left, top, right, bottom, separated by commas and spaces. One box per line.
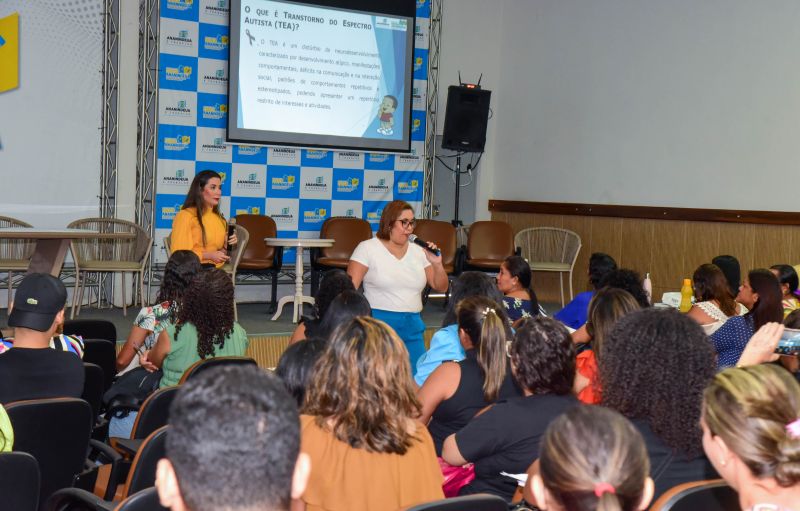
227, 0, 417, 153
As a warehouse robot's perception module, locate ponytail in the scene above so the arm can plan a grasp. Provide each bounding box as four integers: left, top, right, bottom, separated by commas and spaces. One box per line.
456, 296, 511, 402
596, 488, 623, 511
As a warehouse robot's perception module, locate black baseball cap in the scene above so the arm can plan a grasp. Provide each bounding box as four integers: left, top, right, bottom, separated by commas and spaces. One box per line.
8, 273, 67, 332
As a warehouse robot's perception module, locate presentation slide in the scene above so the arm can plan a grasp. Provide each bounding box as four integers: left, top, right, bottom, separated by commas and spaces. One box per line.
228, 0, 415, 152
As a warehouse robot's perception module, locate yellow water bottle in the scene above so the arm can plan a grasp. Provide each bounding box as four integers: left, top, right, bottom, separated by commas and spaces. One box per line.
679, 278, 693, 312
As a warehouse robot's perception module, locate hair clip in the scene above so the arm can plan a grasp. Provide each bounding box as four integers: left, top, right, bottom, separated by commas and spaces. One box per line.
481, 307, 496, 318
594, 482, 616, 498
786, 418, 800, 439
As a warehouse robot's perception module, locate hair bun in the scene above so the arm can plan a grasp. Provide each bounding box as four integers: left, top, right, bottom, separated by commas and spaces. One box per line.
775, 438, 800, 487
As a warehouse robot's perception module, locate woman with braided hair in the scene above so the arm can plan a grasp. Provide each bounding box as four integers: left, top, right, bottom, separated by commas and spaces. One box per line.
145, 268, 249, 388
417, 296, 522, 456
701, 364, 800, 510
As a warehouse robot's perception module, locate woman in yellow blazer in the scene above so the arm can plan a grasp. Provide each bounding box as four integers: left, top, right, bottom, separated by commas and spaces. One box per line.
171, 170, 237, 268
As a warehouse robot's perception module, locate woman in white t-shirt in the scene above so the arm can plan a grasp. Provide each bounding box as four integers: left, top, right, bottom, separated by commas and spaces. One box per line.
348, 200, 449, 365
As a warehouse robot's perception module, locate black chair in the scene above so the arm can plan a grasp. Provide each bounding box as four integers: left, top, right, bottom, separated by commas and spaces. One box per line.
81, 362, 109, 440
108, 386, 178, 463
115, 487, 168, 511
178, 356, 258, 384
47, 487, 114, 511
122, 426, 168, 497
63, 320, 117, 343
405, 494, 509, 511
6, 398, 93, 510
650, 479, 738, 511
82, 339, 118, 392
0, 451, 40, 511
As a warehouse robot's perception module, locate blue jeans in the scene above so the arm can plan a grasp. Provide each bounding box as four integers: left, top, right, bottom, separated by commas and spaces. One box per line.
371, 309, 426, 366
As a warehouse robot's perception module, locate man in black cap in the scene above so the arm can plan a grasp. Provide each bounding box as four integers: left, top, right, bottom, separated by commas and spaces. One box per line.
0, 273, 84, 403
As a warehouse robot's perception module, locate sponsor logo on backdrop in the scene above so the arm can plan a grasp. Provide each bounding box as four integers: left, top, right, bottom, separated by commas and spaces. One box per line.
166, 64, 193, 82
337, 152, 359, 161
166, 29, 193, 47
161, 202, 183, 221
272, 207, 294, 221
235, 206, 261, 215
367, 210, 382, 222
271, 175, 296, 191
203, 68, 227, 87
163, 168, 190, 185
414, 56, 423, 72
166, 0, 193, 12
303, 208, 327, 223
237, 145, 261, 156
336, 177, 359, 193
398, 154, 420, 166
412, 118, 422, 134
397, 179, 419, 194
200, 137, 227, 154
367, 178, 390, 193
235, 173, 262, 189
202, 102, 227, 120
165, 99, 192, 119
164, 134, 191, 151
303, 175, 328, 193
345, 208, 355, 217
204, 33, 229, 51
271, 148, 298, 162
203, 0, 229, 17
305, 150, 328, 160
368, 154, 389, 164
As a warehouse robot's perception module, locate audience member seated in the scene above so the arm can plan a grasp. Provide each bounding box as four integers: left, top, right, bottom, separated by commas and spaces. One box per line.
528, 406, 654, 511
701, 364, 800, 511
276, 337, 326, 407
1, 326, 84, 357
442, 316, 578, 500
289, 270, 355, 344
156, 365, 310, 511
574, 287, 640, 404
770, 264, 800, 318
418, 296, 522, 455
298, 316, 443, 511
600, 308, 718, 501
143, 268, 249, 388
116, 250, 201, 373
711, 269, 783, 369
497, 255, 542, 326
311, 290, 371, 341
414, 272, 504, 386
571, 268, 650, 344
713, 254, 742, 298
0, 273, 84, 403
0, 404, 13, 451
687, 263, 747, 335
554, 252, 617, 330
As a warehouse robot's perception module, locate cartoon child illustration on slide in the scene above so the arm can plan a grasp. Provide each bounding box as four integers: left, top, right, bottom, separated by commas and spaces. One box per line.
376, 95, 397, 135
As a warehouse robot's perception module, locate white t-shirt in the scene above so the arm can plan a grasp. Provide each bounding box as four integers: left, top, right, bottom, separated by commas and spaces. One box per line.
350, 236, 431, 312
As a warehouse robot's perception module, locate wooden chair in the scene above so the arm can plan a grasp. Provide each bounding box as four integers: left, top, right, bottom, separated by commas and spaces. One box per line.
220, 224, 250, 321
414, 219, 458, 304
310, 217, 372, 295
67, 218, 152, 318
462, 221, 518, 273
515, 227, 582, 306
235, 214, 284, 314
178, 356, 258, 384
0, 215, 34, 307
649, 479, 738, 511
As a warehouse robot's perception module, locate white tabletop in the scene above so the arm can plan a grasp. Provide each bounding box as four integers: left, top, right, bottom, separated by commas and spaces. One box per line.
0, 228, 133, 239
264, 238, 335, 248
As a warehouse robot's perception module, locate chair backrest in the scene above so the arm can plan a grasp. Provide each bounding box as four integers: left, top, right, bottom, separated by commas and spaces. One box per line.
0, 452, 40, 511
114, 487, 168, 511
62, 319, 118, 342
46, 487, 110, 511
649, 479, 738, 511
515, 227, 582, 267
0, 215, 35, 261
405, 494, 508, 511
67, 218, 151, 266
467, 221, 515, 261
414, 219, 457, 271
80, 339, 118, 392
178, 356, 258, 384
236, 214, 278, 265
318, 217, 372, 260
163, 235, 172, 256
81, 363, 104, 422
6, 398, 92, 507
226, 224, 250, 274
123, 426, 169, 497
131, 387, 179, 440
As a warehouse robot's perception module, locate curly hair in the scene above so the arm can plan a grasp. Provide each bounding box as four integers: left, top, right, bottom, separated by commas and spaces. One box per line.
182, 170, 226, 246
457, 296, 512, 401
302, 316, 421, 454
589, 253, 618, 289
156, 250, 202, 319
311, 269, 355, 320
175, 269, 235, 359
539, 406, 650, 511
599, 269, 650, 308
703, 364, 800, 487
600, 308, 715, 458
442, 271, 504, 327
510, 316, 575, 395
693, 263, 737, 317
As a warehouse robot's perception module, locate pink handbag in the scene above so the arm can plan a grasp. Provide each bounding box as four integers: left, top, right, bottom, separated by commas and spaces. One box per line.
437, 457, 475, 497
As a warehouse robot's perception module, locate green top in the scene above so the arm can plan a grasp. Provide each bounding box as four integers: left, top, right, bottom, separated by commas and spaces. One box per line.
160, 322, 249, 388
0, 404, 13, 451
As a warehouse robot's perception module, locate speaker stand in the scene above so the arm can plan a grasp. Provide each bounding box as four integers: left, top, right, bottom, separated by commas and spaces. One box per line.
451, 153, 463, 227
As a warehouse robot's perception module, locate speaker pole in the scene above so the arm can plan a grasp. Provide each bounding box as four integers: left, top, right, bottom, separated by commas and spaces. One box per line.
452, 153, 462, 227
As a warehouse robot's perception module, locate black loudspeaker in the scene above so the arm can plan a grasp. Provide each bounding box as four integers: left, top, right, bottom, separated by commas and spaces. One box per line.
441, 85, 492, 152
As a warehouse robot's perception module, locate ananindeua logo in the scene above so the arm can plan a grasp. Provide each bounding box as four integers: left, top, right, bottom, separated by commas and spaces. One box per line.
367, 210, 382, 222
161, 203, 184, 220
271, 175, 296, 190
164, 168, 190, 185
235, 206, 261, 215
166, 64, 193, 82
304, 176, 327, 191
202, 103, 227, 120
272, 207, 294, 221
304, 208, 327, 223
336, 177, 359, 193
204, 33, 229, 51
397, 179, 419, 194
164, 134, 191, 151
166, 0, 193, 12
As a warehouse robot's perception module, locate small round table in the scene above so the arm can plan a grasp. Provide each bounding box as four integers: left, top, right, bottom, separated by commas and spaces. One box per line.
265, 238, 335, 323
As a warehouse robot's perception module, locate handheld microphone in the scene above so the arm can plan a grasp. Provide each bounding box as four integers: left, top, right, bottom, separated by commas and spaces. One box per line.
227, 218, 237, 255
408, 234, 440, 256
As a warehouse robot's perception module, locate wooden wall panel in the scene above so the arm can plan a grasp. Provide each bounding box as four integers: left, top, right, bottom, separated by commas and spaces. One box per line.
718, 223, 755, 274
